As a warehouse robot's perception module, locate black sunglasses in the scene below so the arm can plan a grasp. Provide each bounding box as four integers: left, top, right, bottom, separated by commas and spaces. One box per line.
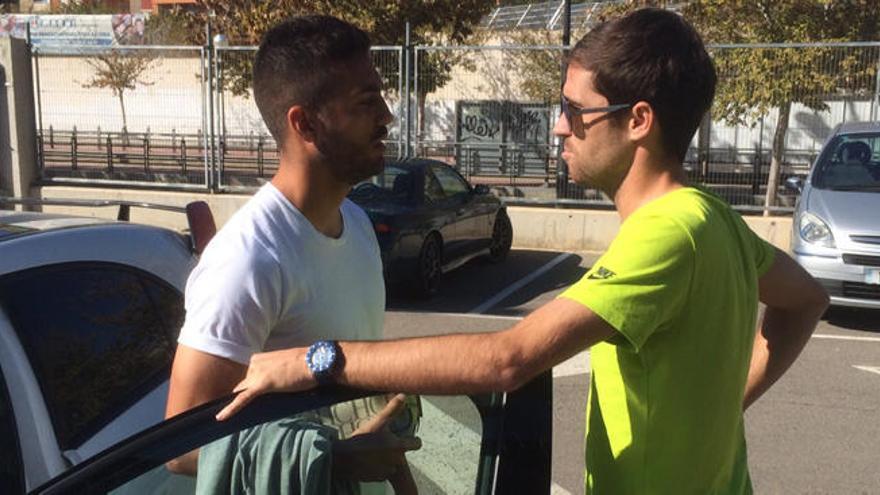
560, 96, 631, 123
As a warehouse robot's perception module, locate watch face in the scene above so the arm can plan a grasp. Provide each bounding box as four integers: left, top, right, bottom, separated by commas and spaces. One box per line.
308, 341, 336, 373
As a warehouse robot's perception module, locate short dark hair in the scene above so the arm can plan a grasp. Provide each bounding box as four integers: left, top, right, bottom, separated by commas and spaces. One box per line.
569, 8, 716, 162
253, 15, 371, 145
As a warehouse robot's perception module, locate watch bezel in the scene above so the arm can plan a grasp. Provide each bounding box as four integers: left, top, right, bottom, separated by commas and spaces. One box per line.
306, 340, 340, 384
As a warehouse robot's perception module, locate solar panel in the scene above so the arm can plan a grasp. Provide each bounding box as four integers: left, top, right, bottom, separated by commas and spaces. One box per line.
481, 1, 615, 30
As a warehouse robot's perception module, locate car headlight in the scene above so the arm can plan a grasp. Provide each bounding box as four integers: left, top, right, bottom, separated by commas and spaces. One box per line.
798, 212, 835, 248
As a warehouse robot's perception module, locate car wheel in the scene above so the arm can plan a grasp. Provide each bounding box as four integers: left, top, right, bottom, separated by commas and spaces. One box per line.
487, 210, 513, 263
414, 233, 442, 297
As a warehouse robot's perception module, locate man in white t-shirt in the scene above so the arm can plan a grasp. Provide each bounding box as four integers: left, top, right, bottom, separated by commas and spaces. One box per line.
165, 15, 418, 490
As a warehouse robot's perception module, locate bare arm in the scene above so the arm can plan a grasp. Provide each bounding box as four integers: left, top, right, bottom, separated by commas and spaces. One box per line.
217, 297, 616, 419
743, 248, 829, 410
165, 345, 247, 475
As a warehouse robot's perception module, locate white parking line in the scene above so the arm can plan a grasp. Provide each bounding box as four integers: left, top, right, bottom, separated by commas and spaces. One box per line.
853, 365, 880, 376
551, 482, 575, 495
813, 333, 880, 343
469, 253, 572, 314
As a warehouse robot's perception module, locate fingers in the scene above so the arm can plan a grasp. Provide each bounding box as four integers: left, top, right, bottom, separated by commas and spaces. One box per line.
352, 393, 408, 435
398, 435, 422, 452
215, 387, 257, 421
389, 461, 418, 495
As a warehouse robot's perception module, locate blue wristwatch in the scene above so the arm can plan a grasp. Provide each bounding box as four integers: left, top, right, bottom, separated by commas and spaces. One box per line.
305, 340, 342, 385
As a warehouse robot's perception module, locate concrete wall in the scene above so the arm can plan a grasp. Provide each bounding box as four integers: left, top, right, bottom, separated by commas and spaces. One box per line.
34, 185, 793, 253
507, 206, 792, 252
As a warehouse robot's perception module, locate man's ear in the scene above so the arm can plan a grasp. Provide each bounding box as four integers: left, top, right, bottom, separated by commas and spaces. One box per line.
287, 105, 319, 144
628, 101, 653, 142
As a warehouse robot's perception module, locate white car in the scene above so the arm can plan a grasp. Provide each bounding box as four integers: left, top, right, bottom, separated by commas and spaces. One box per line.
0, 200, 207, 492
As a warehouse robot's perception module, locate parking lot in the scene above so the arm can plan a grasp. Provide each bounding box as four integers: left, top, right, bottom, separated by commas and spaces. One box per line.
383, 249, 880, 494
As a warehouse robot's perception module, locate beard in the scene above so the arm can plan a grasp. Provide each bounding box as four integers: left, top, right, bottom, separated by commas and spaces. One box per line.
314, 129, 386, 185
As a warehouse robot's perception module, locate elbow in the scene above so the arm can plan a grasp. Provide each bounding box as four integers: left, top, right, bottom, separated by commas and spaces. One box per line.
494, 349, 534, 393
817, 287, 831, 313
809, 280, 831, 317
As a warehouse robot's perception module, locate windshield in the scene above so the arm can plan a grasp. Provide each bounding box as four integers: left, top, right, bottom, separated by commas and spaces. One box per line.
348, 165, 416, 205
812, 133, 880, 191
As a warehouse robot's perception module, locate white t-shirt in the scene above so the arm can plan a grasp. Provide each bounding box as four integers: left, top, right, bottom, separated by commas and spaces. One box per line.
178, 182, 384, 365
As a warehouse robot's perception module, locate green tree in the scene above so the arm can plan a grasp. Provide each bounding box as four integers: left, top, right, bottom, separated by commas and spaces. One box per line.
144, 7, 193, 46
499, 30, 564, 103
179, 1, 493, 96
82, 51, 158, 132
603, 0, 880, 213
51, 0, 117, 14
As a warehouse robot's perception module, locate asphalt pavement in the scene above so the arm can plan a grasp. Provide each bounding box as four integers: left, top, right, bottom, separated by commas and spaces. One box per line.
383, 249, 880, 494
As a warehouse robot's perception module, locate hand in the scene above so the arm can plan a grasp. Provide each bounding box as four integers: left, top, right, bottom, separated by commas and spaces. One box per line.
335, 394, 421, 494
215, 347, 315, 421
332, 430, 421, 485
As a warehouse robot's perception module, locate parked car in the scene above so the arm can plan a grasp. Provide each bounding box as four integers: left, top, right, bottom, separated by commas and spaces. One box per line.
348, 159, 513, 297
0, 199, 550, 495
787, 122, 880, 308
0, 199, 212, 493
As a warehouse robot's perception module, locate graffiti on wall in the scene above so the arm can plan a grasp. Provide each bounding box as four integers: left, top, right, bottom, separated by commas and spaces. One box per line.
456, 100, 552, 176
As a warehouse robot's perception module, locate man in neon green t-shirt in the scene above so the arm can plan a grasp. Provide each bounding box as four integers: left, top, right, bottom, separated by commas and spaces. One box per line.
217, 8, 830, 494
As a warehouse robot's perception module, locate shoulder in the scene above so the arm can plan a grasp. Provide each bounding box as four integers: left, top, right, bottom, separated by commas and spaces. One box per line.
342, 199, 376, 235
615, 207, 696, 259
342, 198, 371, 224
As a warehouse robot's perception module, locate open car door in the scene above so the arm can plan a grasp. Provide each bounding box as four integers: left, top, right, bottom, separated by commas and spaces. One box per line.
31, 373, 552, 495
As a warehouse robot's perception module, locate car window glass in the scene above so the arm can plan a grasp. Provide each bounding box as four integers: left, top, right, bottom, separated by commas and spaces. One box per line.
350, 165, 415, 205
106, 393, 486, 495
0, 263, 184, 450
0, 365, 24, 494
813, 133, 880, 189
424, 171, 446, 204
432, 165, 471, 197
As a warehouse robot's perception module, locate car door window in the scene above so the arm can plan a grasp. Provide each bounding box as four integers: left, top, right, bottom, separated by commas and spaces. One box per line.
431, 165, 471, 197
37, 372, 552, 495
0, 262, 184, 451
71, 393, 490, 495
0, 365, 24, 494
424, 171, 446, 204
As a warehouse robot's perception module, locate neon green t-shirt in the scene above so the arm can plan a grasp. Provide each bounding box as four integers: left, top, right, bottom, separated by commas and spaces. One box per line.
561, 187, 775, 495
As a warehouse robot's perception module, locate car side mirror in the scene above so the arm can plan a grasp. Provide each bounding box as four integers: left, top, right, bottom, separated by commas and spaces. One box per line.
784, 176, 804, 193
473, 184, 490, 195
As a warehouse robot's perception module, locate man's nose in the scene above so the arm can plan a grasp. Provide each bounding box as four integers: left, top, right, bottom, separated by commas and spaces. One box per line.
379, 99, 394, 126
553, 111, 571, 137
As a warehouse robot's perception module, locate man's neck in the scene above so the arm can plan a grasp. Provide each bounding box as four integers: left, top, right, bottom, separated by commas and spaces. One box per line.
613, 148, 687, 221
271, 155, 350, 238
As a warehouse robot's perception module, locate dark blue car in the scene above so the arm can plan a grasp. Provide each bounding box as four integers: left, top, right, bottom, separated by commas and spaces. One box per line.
349, 159, 513, 297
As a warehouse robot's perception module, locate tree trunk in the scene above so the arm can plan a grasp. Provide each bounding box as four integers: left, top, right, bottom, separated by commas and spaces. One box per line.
764, 101, 791, 216
118, 92, 128, 134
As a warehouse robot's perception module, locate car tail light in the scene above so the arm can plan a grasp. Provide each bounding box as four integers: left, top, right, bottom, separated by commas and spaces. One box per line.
375, 223, 393, 233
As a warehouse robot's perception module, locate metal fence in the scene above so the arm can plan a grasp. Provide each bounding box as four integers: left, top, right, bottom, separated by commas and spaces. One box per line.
31, 44, 406, 191
33, 45, 210, 188
412, 42, 880, 211
30, 41, 880, 211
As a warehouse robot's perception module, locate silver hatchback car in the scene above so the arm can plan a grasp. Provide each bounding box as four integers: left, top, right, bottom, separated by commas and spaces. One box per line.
788, 122, 880, 309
